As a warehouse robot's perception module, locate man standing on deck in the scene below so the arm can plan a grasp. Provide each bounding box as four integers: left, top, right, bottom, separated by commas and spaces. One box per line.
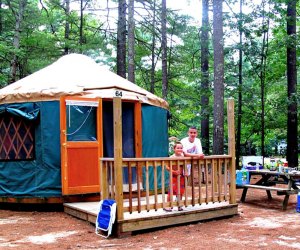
181, 126, 204, 158
181, 126, 205, 179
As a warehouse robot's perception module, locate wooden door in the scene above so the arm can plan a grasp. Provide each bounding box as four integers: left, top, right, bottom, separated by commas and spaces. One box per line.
60, 96, 102, 195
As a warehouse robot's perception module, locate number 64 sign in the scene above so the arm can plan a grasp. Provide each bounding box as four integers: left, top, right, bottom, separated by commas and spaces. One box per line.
115, 90, 122, 97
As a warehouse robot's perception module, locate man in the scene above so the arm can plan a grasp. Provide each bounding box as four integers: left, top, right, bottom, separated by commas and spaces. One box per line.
181, 126, 204, 159
181, 126, 205, 180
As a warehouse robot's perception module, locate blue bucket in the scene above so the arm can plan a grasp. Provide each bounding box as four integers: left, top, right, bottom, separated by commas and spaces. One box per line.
236, 169, 249, 185
297, 192, 300, 213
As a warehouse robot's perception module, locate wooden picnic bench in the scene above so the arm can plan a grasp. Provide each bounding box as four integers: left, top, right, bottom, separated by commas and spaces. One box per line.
237, 170, 300, 210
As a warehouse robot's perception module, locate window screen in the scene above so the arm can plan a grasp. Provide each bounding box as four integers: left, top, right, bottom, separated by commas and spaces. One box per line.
66, 104, 97, 141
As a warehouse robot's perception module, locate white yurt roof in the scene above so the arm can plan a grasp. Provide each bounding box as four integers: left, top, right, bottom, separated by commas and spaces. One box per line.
0, 54, 168, 108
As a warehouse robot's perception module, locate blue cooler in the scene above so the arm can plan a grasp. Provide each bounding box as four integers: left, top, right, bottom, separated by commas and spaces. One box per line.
236, 169, 249, 185
236, 170, 243, 185
297, 192, 300, 212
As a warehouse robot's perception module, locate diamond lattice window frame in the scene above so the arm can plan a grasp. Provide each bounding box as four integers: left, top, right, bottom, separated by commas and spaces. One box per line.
0, 115, 35, 161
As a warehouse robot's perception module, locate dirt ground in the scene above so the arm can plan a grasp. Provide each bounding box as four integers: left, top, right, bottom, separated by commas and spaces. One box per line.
1, 189, 300, 250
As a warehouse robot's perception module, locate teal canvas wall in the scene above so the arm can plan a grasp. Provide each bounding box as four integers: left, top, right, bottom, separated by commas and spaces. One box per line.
142, 105, 169, 190
0, 101, 169, 198
0, 101, 61, 197
141, 104, 168, 157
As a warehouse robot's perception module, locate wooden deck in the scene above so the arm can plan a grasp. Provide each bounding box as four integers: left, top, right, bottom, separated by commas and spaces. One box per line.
64, 198, 238, 234
63, 99, 238, 236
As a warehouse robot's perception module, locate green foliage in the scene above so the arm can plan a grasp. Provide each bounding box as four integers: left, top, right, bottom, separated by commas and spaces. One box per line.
0, 0, 299, 156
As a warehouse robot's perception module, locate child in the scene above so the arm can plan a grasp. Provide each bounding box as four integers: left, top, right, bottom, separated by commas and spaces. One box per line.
164, 141, 188, 212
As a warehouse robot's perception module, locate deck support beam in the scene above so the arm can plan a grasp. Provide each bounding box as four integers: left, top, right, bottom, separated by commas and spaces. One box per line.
114, 97, 124, 220
227, 99, 237, 204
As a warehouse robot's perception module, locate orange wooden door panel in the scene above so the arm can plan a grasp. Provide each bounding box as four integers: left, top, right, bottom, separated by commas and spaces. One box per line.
60, 97, 102, 195
67, 146, 99, 187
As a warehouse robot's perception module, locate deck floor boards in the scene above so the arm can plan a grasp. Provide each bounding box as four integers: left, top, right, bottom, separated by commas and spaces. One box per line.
64, 199, 237, 225
63, 189, 238, 234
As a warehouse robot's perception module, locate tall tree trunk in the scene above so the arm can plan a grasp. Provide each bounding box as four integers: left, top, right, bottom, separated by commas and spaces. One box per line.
259, 0, 269, 158
128, 0, 135, 83
0, 0, 3, 34
150, 0, 156, 94
236, 0, 243, 168
9, 0, 27, 83
212, 0, 224, 154
161, 0, 168, 100
79, 0, 84, 52
286, 0, 298, 167
117, 0, 127, 78
64, 0, 70, 55
200, 0, 210, 154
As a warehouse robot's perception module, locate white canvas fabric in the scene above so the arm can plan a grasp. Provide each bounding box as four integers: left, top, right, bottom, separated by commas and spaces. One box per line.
0, 54, 168, 109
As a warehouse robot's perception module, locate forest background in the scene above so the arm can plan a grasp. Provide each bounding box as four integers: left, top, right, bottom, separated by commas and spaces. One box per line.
0, 0, 299, 167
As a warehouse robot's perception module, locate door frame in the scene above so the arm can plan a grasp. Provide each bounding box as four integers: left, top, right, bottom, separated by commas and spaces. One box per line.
60, 96, 103, 195
60, 95, 142, 196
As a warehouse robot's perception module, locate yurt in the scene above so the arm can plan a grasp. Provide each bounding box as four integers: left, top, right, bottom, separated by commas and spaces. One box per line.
0, 54, 169, 203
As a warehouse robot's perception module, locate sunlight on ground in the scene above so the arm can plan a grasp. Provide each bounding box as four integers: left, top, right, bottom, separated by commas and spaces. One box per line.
0, 217, 30, 225
17, 231, 79, 244
246, 214, 299, 229
0, 231, 79, 248
218, 212, 300, 249
247, 217, 283, 228
279, 235, 297, 241
275, 240, 300, 249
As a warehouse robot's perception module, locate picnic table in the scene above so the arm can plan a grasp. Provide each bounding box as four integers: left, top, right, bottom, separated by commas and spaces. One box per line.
237, 169, 300, 210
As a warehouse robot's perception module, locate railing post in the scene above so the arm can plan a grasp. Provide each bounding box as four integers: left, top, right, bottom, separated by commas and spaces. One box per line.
100, 160, 108, 200
114, 97, 124, 220
227, 98, 236, 204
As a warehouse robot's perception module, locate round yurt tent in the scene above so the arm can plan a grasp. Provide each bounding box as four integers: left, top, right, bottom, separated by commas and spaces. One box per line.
0, 54, 169, 203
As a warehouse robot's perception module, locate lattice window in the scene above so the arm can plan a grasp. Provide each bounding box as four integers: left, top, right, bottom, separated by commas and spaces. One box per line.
0, 115, 34, 160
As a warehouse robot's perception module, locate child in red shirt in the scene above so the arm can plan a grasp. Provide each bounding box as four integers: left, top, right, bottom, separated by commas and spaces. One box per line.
164, 142, 188, 212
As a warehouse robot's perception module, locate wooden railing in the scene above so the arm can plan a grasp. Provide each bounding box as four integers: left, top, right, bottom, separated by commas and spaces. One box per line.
100, 155, 236, 220
102, 98, 237, 221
